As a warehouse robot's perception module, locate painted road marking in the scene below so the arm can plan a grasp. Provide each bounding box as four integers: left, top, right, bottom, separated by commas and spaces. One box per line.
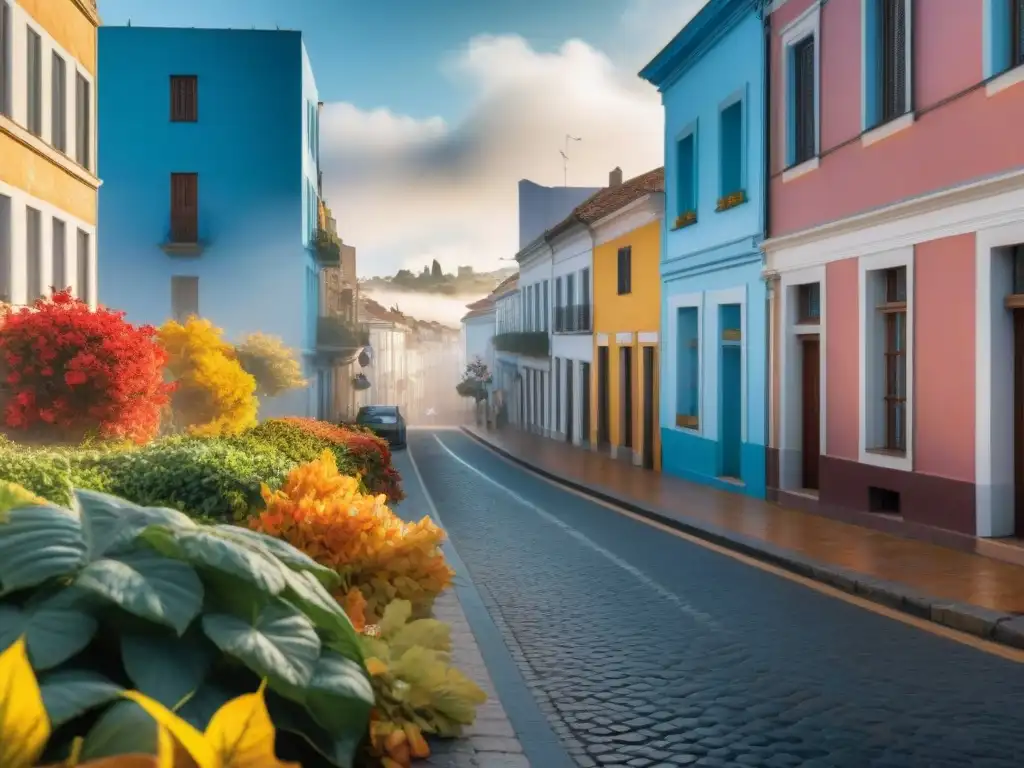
454, 432, 1024, 663
432, 434, 722, 631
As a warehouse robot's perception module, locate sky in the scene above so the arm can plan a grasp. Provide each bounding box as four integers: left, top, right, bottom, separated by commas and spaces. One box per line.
97, 0, 710, 280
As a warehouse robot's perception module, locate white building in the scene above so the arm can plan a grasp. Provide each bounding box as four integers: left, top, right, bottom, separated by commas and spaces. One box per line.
515, 235, 554, 436
492, 275, 522, 424
357, 299, 409, 411
460, 294, 496, 378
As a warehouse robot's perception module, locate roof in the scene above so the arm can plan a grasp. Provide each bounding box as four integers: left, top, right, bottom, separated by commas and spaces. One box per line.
545, 167, 665, 240
492, 273, 519, 297
639, 0, 756, 89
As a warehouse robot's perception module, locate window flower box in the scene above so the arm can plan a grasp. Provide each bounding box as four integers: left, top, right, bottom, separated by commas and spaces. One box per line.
672, 210, 697, 230
715, 189, 747, 213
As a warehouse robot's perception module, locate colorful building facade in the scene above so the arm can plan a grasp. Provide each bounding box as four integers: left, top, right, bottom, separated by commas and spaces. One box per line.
98, 27, 341, 418
640, 0, 769, 496
0, 0, 99, 307
763, 0, 1024, 539
589, 168, 665, 470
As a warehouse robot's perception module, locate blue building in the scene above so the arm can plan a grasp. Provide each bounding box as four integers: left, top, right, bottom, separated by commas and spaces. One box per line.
98, 27, 343, 418
639, 0, 768, 497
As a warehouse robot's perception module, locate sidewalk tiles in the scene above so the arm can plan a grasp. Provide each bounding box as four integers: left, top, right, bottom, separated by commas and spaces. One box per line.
461, 426, 1024, 651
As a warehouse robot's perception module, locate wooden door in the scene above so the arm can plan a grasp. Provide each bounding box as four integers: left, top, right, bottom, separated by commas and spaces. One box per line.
622, 347, 633, 450
598, 347, 610, 445
581, 362, 591, 445
566, 362, 575, 443
1015, 311, 1024, 535
801, 336, 821, 491
642, 346, 655, 469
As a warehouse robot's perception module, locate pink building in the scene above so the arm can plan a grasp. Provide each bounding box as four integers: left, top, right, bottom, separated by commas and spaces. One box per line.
763, 0, 1024, 544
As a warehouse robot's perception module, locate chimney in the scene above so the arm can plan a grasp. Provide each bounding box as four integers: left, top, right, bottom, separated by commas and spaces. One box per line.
609, 167, 623, 187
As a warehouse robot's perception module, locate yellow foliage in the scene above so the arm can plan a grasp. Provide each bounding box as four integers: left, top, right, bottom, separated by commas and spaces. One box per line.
158, 318, 258, 437
0, 637, 50, 768
233, 333, 307, 398
251, 451, 453, 622
0, 481, 46, 516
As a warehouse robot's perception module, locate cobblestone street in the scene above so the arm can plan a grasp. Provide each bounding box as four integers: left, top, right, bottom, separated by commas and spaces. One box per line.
401, 429, 1024, 768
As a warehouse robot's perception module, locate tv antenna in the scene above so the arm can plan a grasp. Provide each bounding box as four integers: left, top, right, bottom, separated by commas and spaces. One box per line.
560, 134, 581, 186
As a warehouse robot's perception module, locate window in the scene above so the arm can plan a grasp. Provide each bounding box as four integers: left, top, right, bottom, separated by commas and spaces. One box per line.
76, 228, 90, 302
75, 73, 91, 168
719, 99, 743, 197
170, 76, 198, 122
26, 28, 41, 136
543, 280, 549, 332
863, 0, 911, 130
879, 267, 907, 452
580, 267, 591, 331
170, 173, 199, 243
1013, 245, 1024, 295
792, 36, 816, 165
1014, 0, 1024, 70
675, 131, 696, 218
554, 276, 562, 331
51, 53, 66, 151
171, 275, 199, 322
797, 282, 820, 323
0, 0, 9, 116
534, 282, 541, 333
555, 357, 561, 432
52, 218, 66, 291
25, 207, 41, 301
617, 247, 632, 295
0, 195, 9, 302
676, 306, 699, 429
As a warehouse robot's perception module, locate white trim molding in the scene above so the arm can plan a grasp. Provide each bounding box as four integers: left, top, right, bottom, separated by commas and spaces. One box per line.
778, 265, 826, 491
707, 285, 748, 444
638, 331, 659, 344
615, 332, 634, 345
861, 111, 915, 147
596, 333, 610, 346
858, 246, 914, 473
986, 63, 1024, 97
591, 194, 664, 247
782, 157, 819, 184
975, 218, 1024, 537
664, 291, 703, 434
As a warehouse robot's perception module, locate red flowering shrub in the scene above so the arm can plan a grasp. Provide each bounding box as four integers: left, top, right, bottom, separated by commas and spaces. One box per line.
0, 290, 173, 444
276, 417, 405, 502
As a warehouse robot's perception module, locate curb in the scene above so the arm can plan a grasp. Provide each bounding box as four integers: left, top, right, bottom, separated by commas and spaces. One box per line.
460, 426, 1024, 652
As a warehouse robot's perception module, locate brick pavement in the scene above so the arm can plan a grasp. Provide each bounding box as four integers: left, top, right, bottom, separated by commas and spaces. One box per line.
461, 425, 1024, 649
425, 590, 531, 768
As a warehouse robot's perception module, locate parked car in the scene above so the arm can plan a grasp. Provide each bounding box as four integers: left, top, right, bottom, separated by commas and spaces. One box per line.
354, 405, 407, 449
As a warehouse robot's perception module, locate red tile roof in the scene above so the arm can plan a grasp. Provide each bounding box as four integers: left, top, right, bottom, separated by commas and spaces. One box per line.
545, 167, 665, 240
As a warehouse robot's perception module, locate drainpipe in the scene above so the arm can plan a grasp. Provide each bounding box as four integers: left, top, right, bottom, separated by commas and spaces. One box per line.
762, 2, 774, 464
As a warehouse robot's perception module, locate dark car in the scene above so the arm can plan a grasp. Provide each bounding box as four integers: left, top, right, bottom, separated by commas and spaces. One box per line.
354, 405, 407, 449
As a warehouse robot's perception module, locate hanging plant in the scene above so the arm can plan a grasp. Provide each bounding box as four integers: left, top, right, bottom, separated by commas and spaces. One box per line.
353, 373, 371, 391
358, 348, 372, 367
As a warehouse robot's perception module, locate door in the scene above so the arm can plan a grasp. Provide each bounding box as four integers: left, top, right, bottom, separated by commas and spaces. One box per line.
1015, 312, 1024, 535
566, 361, 575, 443
598, 346, 610, 446
581, 362, 591, 445
801, 337, 821, 490
621, 347, 633, 450
642, 346, 655, 469
720, 343, 742, 478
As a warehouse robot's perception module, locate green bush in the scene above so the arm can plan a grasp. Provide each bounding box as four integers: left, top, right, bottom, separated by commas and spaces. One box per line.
0, 487, 373, 766
231, 419, 354, 472
87, 436, 296, 521
0, 445, 76, 506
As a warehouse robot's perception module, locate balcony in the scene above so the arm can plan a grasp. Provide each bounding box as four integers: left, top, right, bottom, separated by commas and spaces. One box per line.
316, 316, 370, 360
161, 217, 203, 257
493, 331, 550, 358
553, 304, 592, 334
312, 228, 341, 266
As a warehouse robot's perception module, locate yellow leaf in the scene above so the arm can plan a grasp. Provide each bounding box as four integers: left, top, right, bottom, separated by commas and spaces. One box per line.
0, 636, 51, 768
204, 680, 297, 768
121, 691, 217, 768
365, 657, 389, 677
379, 600, 412, 638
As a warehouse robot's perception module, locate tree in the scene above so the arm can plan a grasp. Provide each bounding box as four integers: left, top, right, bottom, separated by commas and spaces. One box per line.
233, 332, 307, 397
455, 357, 491, 402
430, 259, 443, 280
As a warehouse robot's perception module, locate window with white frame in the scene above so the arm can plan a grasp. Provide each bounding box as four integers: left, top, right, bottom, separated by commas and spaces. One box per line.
26, 26, 41, 136
534, 282, 541, 333
863, 0, 912, 131
718, 97, 743, 199
675, 306, 700, 429
51, 51, 66, 152
75, 70, 91, 168
543, 279, 549, 332
863, 257, 912, 456
76, 228, 90, 302
782, 4, 819, 167
25, 206, 41, 301
0, 0, 10, 117
988, 0, 1024, 77
52, 217, 66, 291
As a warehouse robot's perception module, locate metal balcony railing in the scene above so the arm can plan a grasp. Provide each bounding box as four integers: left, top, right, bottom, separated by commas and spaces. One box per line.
492, 331, 550, 358
553, 304, 592, 333
316, 316, 370, 350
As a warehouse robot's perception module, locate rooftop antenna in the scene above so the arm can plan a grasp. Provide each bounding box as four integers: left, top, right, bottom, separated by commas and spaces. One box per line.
560, 134, 581, 187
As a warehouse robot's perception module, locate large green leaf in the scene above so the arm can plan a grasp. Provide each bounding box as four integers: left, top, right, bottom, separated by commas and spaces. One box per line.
75, 489, 195, 560
79, 700, 159, 760
0, 505, 87, 593
202, 599, 320, 691
120, 628, 215, 709
0, 589, 97, 670
139, 526, 288, 597
268, 692, 360, 768
212, 525, 341, 589
39, 670, 123, 727
74, 549, 203, 636
283, 569, 363, 662
304, 649, 374, 736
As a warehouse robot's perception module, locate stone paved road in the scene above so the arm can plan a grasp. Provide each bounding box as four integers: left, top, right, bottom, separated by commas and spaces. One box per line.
406, 430, 1024, 768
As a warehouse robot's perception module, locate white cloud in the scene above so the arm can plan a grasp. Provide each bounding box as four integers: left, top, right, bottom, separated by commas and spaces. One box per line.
319, 0, 710, 281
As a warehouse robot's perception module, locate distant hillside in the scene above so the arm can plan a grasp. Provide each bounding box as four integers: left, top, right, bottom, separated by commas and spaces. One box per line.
361, 260, 516, 296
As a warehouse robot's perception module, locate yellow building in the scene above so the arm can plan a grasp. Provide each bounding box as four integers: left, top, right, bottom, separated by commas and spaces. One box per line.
588, 167, 664, 470
0, 0, 100, 307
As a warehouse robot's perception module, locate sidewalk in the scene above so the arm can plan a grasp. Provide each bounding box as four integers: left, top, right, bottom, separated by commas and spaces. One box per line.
461, 425, 1024, 650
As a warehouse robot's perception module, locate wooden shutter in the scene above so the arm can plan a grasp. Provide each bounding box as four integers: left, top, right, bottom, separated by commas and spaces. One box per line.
793, 36, 815, 164
171, 76, 198, 122
170, 173, 198, 243
881, 0, 907, 123
171, 276, 199, 322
